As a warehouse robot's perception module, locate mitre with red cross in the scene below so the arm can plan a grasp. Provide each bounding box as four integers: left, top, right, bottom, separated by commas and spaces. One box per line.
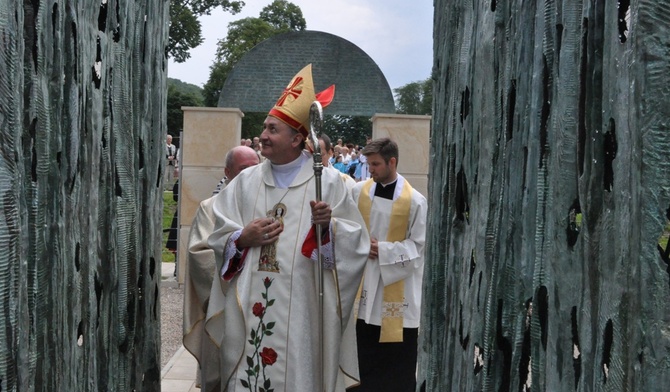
268, 64, 335, 137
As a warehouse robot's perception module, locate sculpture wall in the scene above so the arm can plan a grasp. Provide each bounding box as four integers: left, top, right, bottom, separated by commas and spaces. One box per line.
420, 1, 670, 390
0, 1, 168, 390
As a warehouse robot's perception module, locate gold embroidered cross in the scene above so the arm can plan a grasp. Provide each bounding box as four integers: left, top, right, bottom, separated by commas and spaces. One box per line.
382, 302, 404, 318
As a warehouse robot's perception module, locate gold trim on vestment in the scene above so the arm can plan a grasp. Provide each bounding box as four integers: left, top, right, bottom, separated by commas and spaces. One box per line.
357, 178, 413, 343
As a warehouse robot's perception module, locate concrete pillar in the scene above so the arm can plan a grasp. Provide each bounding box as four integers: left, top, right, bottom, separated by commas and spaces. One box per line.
371, 114, 431, 198
177, 107, 244, 283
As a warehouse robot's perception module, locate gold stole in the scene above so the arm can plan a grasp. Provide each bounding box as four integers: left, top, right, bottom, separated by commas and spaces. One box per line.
358, 178, 413, 342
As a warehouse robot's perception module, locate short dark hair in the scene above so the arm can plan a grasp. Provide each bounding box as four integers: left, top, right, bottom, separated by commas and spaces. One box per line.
362, 137, 398, 164
318, 133, 332, 153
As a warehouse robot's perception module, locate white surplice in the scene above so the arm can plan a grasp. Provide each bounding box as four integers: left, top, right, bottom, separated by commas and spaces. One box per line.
206, 154, 369, 392
351, 175, 427, 328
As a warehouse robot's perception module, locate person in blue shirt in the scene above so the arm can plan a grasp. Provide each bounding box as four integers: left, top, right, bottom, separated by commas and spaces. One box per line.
333, 154, 348, 174
347, 152, 360, 179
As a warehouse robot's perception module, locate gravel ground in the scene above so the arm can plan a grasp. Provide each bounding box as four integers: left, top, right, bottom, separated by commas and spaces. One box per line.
160, 283, 184, 368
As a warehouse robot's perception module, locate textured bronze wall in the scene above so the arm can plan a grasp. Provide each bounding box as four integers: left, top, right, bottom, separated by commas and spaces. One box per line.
420, 1, 670, 391
0, 1, 168, 390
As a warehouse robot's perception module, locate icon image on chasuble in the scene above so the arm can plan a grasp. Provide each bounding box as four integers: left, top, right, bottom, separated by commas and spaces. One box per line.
258, 203, 286, 273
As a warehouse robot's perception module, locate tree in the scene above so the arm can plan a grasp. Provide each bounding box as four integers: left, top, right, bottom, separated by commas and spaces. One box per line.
240, 112, 268, 140
202, 17, 276, 106
215, 17, 277, 64
167, 82, 204, 145
394, 77, 432, 115
202, 0, 306, 106
202, 60, 233, 107
259, 0, 306, 31
168, 0, 245, 63
323, 115, 372, 147
169, 77, 205, 98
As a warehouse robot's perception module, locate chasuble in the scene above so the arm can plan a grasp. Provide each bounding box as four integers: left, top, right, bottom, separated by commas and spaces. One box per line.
206, 156, 369, 391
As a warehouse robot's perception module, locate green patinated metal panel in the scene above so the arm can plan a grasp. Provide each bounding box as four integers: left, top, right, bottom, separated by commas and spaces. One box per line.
420, 1, 669, 391
0, 1, 168, 390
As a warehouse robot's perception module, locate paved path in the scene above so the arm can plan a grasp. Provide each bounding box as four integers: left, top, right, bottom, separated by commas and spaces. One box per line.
161, 262, 198, 391
161, 346, 198, 392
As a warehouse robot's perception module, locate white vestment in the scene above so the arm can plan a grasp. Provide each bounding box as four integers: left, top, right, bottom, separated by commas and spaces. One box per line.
183, 196, 221, 391
206, 155, 370, 392
325, 165, 356, 190
351, 175, 427, 328
356, 155, 370, 182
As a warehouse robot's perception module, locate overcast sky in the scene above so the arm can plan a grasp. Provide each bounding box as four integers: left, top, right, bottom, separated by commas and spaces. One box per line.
167, 0, 434, 91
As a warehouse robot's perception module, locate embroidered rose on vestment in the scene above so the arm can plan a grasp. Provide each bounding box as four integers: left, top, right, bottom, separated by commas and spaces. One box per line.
260, 347, 278, 366
241, 277, 277, 391
253, 302, 265, 317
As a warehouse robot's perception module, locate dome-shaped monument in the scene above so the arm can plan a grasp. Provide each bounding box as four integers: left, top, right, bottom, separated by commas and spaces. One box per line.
218, 31, 395, 116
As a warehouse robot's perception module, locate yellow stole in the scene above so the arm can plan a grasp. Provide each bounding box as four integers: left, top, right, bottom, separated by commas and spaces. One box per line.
358, 178, 413, 342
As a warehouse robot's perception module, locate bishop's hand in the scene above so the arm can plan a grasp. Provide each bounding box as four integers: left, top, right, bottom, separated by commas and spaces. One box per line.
238, 218, 282, 248
309, 200, 332, 227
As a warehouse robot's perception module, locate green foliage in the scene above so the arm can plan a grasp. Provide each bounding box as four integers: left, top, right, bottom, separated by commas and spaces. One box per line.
203, 0, 306, 107
259, 0, 306, 31
322, 115, 372, 147
203, 62, 233, 107
660, 220, 670, 249
169, 77, 204, 98
242, 112, 268, 139
216, 18, 278, 62
169, 5, 204, 63
203, 16, 277, 106
167, 82, 204, 141
236, 113, 371, 147
169, 0, 245, 63
394, 78, 433, 115
162, 191, 177, 263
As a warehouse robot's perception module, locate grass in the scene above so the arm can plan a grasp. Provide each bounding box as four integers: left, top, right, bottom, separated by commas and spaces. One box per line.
162, 190, 178, 263
660, 220, 670, 250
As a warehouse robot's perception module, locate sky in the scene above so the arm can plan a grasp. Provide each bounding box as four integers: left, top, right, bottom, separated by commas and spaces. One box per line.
167, 0, 434, 92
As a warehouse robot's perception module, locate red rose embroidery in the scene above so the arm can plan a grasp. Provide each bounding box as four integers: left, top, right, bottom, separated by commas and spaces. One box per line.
242, 277, 276, 390
260, 347, 277, 366
252, 302, 265, 317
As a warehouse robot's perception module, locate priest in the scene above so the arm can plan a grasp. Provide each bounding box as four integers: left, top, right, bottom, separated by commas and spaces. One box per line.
350, 137, 427, 392
183, 145, 260, 391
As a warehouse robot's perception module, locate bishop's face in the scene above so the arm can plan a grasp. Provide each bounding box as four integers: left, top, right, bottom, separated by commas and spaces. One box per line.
260, 116, 303, 164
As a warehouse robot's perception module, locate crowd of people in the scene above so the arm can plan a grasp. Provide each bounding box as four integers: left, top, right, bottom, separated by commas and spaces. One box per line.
239, 136, 265, 164
328, 138, 371, 181
241, 134, 371, 181
173, 64, 426, 392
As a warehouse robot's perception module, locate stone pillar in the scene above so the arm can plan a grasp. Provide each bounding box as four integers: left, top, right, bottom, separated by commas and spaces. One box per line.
177, 107, 244, 283
371, 114, 431, 197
